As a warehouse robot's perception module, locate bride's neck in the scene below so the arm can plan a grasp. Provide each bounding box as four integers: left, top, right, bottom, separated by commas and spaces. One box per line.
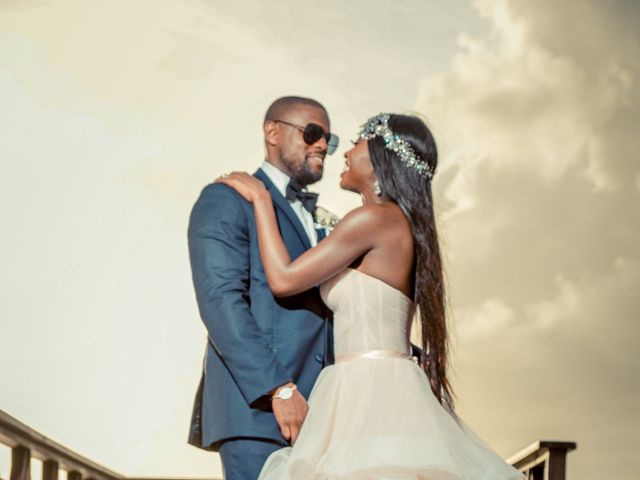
360, 192, 384, 206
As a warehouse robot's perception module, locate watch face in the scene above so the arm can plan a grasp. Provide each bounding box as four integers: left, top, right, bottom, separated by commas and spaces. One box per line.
278, 387, 293, 400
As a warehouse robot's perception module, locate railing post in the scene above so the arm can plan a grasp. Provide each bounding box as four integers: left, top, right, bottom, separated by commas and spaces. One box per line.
530, 463, 544, 480
546, 446, 569, 480
67, 471, 81, 480
10, 446, 30, 480
507, 441, 576, 480
42, 461, 58, 480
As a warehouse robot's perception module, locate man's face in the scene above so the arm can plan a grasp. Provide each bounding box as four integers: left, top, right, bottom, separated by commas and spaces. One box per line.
274, 105, 330, 186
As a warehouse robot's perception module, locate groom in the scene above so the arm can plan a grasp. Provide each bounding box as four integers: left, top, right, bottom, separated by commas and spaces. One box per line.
187, 96, 337, 479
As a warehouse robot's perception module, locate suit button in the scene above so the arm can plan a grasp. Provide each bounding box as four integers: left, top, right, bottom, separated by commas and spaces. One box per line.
314, 353, 323, 363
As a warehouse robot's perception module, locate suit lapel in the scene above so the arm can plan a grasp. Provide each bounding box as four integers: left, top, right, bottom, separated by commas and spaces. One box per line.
254, 168, 312, 250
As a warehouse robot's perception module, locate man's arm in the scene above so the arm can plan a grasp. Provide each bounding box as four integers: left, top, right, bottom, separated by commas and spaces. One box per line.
188, 183, 291, 406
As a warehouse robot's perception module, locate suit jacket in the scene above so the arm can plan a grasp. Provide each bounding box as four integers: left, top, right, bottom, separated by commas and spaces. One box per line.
187, 168, 333, 451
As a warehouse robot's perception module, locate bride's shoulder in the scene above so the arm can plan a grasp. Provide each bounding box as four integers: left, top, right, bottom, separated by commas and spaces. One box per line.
334, 204, 394, 232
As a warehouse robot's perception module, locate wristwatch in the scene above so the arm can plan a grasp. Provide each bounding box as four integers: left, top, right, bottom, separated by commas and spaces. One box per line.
272, 384, 297, 400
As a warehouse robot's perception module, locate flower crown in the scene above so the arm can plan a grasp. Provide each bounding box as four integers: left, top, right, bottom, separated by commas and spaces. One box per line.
359, 113, 435, 179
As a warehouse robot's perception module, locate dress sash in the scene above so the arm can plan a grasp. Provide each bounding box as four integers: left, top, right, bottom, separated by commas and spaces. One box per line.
335, 349, 417, 364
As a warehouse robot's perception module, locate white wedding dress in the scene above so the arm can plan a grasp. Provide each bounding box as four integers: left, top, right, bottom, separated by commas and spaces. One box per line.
258, 268, 525, 480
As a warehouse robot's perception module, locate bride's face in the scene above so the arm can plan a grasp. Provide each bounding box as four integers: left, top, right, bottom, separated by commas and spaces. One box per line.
340, 139, 376, 193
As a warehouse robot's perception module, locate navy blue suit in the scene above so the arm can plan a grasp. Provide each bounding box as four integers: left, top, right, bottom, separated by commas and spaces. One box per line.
187, 168, 333, 468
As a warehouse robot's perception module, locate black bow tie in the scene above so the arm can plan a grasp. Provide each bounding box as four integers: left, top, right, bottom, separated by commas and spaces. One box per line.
286, 180, 318, 214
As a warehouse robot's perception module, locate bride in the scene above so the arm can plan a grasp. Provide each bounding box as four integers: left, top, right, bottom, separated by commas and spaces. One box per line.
218, 113, 523, 480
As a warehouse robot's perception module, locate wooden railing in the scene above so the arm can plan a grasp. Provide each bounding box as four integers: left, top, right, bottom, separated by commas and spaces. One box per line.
0, 409, 218, 480
1, 408, 575, 480
0, 409, 124, 480
508, 440, 577, 480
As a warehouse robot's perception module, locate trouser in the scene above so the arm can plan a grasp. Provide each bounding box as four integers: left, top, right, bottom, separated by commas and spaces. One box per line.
218, 437, 284, 480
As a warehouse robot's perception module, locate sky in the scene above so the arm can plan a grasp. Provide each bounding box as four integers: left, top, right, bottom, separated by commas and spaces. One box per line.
0, 1, 638, 479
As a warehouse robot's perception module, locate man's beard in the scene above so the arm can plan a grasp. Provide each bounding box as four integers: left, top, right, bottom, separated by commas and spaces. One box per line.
282, 154, 324, 187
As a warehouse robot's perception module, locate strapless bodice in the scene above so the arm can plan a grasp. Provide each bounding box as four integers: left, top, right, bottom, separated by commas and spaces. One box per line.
320, 268, 415, 357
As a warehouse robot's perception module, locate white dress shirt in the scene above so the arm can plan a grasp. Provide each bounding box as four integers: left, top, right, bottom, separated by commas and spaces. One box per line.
260, 161, 318, 246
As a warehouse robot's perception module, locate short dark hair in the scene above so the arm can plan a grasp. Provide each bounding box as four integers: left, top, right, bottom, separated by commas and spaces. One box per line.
264, 96, 328, 123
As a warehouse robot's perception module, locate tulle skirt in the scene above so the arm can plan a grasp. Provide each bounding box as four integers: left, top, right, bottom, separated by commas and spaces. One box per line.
258, 355, 524, 480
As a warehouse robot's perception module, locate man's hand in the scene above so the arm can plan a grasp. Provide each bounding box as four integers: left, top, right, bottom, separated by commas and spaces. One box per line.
271, 382, 308, 444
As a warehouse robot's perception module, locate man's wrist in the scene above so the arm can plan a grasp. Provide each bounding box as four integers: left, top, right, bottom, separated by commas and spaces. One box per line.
271, 382, 297, 400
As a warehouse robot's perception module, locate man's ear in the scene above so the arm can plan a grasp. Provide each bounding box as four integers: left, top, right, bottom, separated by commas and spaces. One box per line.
264, 121, 278, 147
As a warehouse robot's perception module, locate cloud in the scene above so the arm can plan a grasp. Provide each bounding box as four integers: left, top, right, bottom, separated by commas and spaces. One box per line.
422, 0, 635, 191
418, 0, 639, 306
454, 255, 640, 476
525, 274, 579, 329
457, 297, 516, 340
417, 1, 639, 478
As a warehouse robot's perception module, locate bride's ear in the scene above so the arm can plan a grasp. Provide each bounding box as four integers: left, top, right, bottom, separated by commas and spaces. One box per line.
264, 121, 278, 147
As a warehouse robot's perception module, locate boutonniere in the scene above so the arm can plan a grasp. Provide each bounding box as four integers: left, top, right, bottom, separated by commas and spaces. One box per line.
313, 206, 340, 234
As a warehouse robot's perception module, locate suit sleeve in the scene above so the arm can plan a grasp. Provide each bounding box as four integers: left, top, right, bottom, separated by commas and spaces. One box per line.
188, 183, 292, 406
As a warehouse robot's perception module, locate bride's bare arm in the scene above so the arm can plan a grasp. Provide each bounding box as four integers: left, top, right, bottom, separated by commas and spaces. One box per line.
253, 197, 382, 296
217, 172, 383, 296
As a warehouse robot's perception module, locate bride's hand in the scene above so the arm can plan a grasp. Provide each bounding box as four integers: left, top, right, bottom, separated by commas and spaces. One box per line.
216, 172, 270, 203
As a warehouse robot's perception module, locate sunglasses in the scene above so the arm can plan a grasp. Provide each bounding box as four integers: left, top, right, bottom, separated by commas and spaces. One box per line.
274, 119, 339, 155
